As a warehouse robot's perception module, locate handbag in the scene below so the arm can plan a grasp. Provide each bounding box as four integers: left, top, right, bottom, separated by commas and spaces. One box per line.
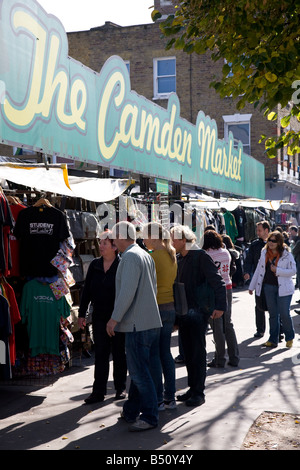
173, 281, 188, 316
256, 287, 268, 311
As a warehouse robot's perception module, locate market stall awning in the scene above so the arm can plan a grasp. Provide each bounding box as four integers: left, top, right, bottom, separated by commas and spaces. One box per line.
0, 163, 130, 202
189, 197, 296, 212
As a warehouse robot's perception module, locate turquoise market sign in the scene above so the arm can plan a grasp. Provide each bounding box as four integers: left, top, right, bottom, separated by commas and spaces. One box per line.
0, 0, 265, 198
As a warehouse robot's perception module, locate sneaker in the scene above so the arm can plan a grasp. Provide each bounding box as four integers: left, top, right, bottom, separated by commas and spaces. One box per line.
164, 400, 177, 410
129, 418, 156, 432
158, 402, 165, 411
286, 340, 293, 348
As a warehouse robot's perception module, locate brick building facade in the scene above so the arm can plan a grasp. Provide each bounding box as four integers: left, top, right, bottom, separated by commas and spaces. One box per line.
65, 0, 286, 197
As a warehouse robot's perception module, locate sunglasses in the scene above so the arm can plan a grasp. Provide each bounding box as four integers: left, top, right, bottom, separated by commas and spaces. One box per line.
268, 239, 277, 243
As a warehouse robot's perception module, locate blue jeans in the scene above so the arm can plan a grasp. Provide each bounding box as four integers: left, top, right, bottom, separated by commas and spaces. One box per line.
156, 306, 176, 403
263, 284, 295, 344
123, 328, 160, 427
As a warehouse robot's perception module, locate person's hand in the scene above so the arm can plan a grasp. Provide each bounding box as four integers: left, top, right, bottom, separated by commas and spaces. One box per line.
77, 317, 86, 330
106, 318, 118, 337
211, 309, 223, 319
244, 273, 250, 281
249, 290, 253, 295
270, 264, 277, 273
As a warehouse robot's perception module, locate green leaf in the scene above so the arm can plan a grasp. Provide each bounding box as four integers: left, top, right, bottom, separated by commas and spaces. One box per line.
265, 72, 278, 83
267, 111, 277, 121
280, 115, 291, 128
151, 10, 162, 22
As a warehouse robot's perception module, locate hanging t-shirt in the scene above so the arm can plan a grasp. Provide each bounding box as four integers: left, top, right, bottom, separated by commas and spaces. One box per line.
13, 206, 70, 277
20, 279, 70, 357
8, 203, 26, 277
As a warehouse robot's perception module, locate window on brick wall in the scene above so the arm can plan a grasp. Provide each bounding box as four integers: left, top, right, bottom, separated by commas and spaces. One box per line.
153, 57, 176, 99
223, 114, 252, 156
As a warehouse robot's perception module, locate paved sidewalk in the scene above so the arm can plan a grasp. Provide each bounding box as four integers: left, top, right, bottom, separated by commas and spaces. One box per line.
0, 286, 300, 451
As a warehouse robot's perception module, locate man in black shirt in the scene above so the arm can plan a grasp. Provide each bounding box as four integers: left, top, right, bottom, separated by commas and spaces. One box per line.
171, 225, 227, 407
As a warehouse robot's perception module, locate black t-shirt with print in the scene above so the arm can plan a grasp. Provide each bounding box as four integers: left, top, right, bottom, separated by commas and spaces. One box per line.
13, 206, 70, 277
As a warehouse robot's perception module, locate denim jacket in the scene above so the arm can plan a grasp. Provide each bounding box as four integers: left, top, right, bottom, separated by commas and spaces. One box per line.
249, 248, 296, 297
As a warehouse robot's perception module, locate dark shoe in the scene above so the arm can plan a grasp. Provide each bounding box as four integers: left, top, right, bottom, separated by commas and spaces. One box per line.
296, 300, 300, 303
174, 355, 185, 364
114, 391, 126, 400
176, 390, 192, 402
295, 309, 300, 315
84, 393, 104, 404
185, 396, 205, 407
254, 332, 264, 338
228, 361, 239, 367
207, 360, 224, 368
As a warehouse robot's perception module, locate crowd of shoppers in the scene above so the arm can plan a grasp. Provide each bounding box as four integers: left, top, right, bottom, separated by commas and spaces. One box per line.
77, 218, 298, 432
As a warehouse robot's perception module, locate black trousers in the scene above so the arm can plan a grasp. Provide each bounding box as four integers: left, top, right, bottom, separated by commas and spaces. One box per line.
92, 320, 127, 396
178, 309, 208, 398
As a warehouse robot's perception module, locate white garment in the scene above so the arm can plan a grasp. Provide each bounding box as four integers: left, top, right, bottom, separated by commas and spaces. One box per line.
249, 248, 296, 297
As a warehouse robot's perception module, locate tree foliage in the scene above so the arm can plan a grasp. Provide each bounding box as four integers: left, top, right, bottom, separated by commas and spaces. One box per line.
152, 0, 300, 158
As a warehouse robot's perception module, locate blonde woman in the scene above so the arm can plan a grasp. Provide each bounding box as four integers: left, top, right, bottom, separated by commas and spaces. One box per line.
142, 222, 178, 410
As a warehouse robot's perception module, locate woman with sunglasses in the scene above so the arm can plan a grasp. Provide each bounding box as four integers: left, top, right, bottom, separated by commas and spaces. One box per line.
249, 230, 296, 348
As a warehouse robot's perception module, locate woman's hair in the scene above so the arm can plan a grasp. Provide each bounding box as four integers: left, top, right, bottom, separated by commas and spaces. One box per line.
98, 229, 118, 255
143, 222, 176, 263
221, 234, 234, 249
170, 224, 197, 244
202, 229, 223, 250
265, 230, 286, 256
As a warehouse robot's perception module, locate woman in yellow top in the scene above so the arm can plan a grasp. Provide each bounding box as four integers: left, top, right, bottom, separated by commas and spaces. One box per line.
142, 222, 178, 410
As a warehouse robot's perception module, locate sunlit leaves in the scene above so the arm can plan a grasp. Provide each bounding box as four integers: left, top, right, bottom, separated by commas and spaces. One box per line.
157, 0, 300, 158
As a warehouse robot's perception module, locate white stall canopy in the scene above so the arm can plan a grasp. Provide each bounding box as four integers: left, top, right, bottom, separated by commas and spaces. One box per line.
0, 163, 130, 202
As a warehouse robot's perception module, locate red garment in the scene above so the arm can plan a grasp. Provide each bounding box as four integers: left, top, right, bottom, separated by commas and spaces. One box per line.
2, 279, 21, 365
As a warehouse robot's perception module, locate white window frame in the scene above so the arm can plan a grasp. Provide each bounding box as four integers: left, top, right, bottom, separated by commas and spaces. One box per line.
223, 113, 252, 155
153, 57, 176, 100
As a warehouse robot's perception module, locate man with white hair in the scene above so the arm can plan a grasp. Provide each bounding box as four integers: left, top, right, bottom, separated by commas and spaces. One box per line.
106, 221, 162, 431
171, 225, 227, 407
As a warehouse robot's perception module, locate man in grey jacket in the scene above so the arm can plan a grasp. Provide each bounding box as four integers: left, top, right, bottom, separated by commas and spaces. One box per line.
106, 221, 162, 431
